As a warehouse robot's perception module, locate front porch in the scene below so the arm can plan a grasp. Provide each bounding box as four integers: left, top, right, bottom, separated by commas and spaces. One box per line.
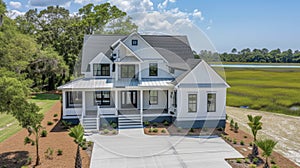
62, 89, 176, 130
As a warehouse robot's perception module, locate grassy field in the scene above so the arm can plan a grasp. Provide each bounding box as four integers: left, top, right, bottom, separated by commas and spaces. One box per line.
0, 93, 60, 143
224, 68, 300, 116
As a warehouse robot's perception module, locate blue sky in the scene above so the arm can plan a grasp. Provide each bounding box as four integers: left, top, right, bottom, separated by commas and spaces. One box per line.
4, 0, 300, 53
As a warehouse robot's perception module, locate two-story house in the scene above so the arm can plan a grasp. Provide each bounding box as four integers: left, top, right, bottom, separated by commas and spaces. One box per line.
58, 32, 229, 130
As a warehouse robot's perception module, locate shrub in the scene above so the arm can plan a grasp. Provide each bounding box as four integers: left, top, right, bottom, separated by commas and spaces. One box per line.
44, 147, 54, 160
236, 158, 242, 163
152, 122, 158, 127
24, 136, 31, 145
47, 121, 54, 125
252, 157, 259, 164
177, 127, 182, 132
102, 123, 108, 129
244, 135, 248, 138
244, 158, 250, 164
82, 144, 88, 150
26, 157, 32, 165
57, 149, 63, 156
149, 127, 153, 133
240, 140, 245, 145
161, 129, 166, 133
61, 120, 72, 129
53, 114, 58, 117
40, 130, 48, 137
110, 122, 117, 129
249, 142, 253, 146
112, 130, 117, 135
230, 119, 234, 130
189, 128, 194, 133
234, 122, 239, 132
217, 127, 224, 131
233, 139, 237, 144
163, 120, 169, 126
271, 165, 279, 168
144, 120, 150, 127
31, 141, 35, 146
249, 164, 257, 168
87, 141, 93, 147
152, 128, 158, 133
270, 158, 276, 164
103, 129, 109, 134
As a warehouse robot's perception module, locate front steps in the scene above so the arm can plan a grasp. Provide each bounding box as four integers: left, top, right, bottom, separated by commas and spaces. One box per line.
82, 117, 98, 131
118, 115, 143, 129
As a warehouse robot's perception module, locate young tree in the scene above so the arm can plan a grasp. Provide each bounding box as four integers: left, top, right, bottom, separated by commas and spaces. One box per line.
247, 115, 263, 156
25, 123, 44, 166
69, 124, 85, 168
255, 139, 277, 168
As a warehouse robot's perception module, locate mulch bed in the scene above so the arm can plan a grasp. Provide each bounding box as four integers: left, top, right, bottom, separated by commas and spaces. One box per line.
224, 122, 300, 168
0, 102, 90, 168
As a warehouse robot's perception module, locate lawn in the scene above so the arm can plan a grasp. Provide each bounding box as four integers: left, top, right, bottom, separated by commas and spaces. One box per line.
224, 68, 300, 116
0, 93, 60, 143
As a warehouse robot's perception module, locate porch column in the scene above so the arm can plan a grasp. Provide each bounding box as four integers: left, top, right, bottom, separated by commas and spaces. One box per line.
82, 91, 86, 117
168, 90, 171, 114
115, 91, 118, 116
138, 63, 142, 80
115, 63, 118, 81
140, 90, 143, 124
62, 91, 66, 116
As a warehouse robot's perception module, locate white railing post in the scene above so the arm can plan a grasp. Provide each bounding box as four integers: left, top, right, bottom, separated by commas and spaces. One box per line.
115, 91, 118, 116
140, 90, 143, 124
97, 107, 100, 130
81, 91, 86, 125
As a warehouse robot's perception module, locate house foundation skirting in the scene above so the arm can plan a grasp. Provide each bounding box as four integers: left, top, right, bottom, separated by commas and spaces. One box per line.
173, 119, 226, 129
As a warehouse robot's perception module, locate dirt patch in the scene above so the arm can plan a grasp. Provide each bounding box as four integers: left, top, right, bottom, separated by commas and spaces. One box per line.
0, 102, 90, 168
224, 122, 299, 168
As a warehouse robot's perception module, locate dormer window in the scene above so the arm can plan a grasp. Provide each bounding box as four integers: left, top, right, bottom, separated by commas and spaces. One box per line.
93, 64, 110, 76
132, 39, 138, 46
149, 63, 158, 76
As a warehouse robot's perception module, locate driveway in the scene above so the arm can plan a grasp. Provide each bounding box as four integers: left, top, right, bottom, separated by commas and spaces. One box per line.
87, 128, 242, 168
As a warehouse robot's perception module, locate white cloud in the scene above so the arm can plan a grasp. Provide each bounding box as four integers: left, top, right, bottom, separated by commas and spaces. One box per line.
74, 0, 103, 5
9, 1, 22, 9
193, 9, 204, 20
29, 0, 71, 7
206, 26, 211, 30
157, 0, 176, 10
109, 0, 153, 13
169, 0, 176, 2
7, 10, 25, 19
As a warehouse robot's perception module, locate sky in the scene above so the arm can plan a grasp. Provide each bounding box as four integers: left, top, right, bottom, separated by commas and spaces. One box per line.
3, 0, 300, 53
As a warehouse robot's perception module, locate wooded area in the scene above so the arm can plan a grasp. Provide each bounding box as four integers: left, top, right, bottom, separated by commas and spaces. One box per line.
197, 48, 300, 63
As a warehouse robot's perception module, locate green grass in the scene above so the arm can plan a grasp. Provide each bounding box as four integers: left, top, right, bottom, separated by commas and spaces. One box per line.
224, 68, 300, 116
0, 93, 60, 143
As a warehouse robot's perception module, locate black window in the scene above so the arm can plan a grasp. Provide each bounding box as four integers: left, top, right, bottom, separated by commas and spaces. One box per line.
207, 93, 216, 112
93, 64, 110, 76
149, 63, 158, 76
95, 91, 110, 106
66, 91, 82, 108
121, 65, 135, 78
172, 91, 177, 107
132, 39, 138, 46
149, 90, 158, 105
169, 67, 174, 74
188, 94, 197, 112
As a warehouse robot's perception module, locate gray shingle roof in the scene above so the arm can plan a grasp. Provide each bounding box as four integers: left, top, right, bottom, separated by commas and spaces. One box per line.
81, 35, 126, 72
80, 34, 196, 72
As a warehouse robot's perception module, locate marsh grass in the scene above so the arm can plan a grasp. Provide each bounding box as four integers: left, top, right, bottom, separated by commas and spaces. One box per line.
223, 68, 300, 116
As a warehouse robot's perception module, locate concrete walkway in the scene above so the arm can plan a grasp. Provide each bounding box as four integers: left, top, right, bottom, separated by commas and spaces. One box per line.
87, 128, 242, 168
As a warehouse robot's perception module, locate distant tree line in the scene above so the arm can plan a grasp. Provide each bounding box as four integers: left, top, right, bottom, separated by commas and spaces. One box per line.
196, 48, 300, 63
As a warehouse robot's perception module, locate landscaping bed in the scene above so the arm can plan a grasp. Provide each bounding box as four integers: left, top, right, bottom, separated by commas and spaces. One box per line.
0, 101, 91, 168
224, 122, 299, 168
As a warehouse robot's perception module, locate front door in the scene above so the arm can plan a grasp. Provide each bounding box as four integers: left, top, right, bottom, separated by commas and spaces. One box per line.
121, 91, 137, 108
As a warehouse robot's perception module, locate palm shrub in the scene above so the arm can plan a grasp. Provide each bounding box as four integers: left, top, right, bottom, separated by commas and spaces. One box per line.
230, 119, 234, 130
247, 115, 263, 156
25, 124, 44, 166
69, 124, 85, 168
234, 122, 239, 132
255, 139, 277, 168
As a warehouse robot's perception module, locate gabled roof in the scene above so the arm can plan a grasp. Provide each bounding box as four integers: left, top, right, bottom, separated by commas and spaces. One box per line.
174, 60, 230, 88
81, 35, 126, 72
80, 34, 196, 72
